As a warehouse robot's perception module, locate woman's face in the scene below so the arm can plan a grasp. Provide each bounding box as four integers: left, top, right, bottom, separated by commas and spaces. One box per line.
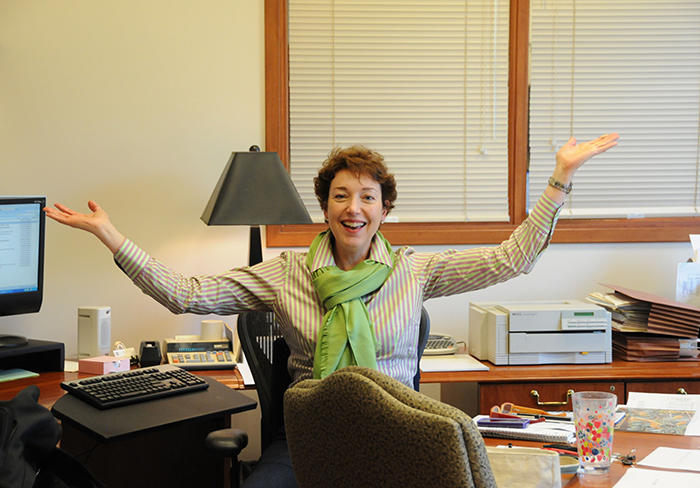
324, 169, 388, 268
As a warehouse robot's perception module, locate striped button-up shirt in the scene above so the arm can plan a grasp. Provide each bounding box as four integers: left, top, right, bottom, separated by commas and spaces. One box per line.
115, 194, 562, 387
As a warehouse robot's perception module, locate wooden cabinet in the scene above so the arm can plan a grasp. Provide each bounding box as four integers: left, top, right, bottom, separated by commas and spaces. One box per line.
479, 381, 624, 414
424, 359, 700, 416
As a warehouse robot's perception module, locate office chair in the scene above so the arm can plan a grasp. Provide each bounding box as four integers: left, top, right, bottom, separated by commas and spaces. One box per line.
206, 308, 431, 488
283, 366, 497, 488
205, 311, 289, 488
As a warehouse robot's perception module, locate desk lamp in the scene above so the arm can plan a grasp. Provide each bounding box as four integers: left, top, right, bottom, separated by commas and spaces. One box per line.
201, 146, 313, 266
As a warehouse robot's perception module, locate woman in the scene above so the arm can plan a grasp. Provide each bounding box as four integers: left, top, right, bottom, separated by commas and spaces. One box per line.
45, 132, 618, 486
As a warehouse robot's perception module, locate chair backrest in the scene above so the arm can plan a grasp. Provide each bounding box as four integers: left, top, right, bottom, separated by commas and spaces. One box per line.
414, 306, 430, 390
237, 312, 292, 453
283, 366, 497, 488
237, 307, 431, 452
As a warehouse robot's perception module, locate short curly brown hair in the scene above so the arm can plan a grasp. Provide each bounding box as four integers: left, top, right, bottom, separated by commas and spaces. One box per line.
314, 145, 397, 215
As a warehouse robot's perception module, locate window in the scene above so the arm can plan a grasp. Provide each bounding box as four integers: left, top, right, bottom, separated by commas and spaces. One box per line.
288, 0, 510, 224
529, 0, 700, 220
264, 0, 700, 247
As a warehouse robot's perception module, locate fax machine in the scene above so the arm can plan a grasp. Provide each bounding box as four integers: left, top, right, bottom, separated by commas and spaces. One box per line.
468, 300, 612, 365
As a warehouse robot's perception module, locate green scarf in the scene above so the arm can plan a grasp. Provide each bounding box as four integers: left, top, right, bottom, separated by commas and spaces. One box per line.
307, 230, 395, 379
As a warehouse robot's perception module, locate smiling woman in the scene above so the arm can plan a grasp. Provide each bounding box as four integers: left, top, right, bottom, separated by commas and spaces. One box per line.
43, 131, 616, 488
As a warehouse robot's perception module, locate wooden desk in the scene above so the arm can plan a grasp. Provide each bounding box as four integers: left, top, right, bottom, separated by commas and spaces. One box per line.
483, 429, 700, 487
421, 358, 700, 415
0, 368, 252, 488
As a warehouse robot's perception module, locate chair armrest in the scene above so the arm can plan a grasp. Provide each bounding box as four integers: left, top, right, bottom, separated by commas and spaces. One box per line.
205, 428, 249, 458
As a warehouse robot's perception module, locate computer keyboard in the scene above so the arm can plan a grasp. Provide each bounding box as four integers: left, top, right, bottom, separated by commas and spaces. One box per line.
61, 363, 209, 410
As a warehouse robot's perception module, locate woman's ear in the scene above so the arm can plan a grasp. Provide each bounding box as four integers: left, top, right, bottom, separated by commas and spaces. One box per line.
381, 201, 389, 222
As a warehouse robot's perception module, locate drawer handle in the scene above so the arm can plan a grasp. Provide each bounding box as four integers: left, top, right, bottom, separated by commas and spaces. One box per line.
530, 389, 574, 406
678, 388, 688, 395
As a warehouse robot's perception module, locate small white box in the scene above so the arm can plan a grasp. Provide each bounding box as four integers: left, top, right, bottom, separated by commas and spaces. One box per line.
78, 355, 130, 375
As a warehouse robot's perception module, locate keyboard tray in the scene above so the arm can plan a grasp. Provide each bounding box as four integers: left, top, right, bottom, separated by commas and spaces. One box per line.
61, 363, 209, 410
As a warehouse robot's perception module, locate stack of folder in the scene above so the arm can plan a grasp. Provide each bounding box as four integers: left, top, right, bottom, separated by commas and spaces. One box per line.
588, 284, 700, 361
587, 291, 651, 333
611, 332, 683, 361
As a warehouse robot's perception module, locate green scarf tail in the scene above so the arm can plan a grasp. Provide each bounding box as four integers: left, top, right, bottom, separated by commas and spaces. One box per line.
307, 230, 395, 379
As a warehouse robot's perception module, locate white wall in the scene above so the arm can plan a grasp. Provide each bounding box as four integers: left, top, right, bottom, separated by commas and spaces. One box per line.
2, 0, 693, 360
2, 1, 264, 350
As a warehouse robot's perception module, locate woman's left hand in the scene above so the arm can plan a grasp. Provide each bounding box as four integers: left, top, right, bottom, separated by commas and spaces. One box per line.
555, 133, 619, 177
545, 132, 619, 203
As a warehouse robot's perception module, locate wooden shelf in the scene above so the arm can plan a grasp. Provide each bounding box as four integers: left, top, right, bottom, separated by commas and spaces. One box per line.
421, 358, 700, 384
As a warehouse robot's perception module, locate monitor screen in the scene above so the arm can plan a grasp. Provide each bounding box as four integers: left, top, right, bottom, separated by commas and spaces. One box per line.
0, 196, 46, 346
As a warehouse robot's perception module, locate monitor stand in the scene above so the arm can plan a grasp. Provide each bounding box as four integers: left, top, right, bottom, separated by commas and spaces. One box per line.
0, 334, 29, 348
0, 338, 64, 372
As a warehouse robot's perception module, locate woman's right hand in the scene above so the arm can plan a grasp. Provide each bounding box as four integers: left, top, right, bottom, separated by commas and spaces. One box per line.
44, 201, 126, 254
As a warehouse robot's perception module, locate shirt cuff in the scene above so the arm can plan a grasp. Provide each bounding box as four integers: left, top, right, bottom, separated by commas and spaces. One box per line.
113, 238, 150, 280
527, 192, 563, 234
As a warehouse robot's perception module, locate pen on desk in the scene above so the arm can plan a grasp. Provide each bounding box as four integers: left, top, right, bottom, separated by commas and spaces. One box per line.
543, 447, 578, 457
542, 444, 578, 457
519, 413, 572, 423
614, 411, 627, 425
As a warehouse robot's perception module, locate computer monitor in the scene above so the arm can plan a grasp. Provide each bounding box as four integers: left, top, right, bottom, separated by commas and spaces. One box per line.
0, 196, 46, 348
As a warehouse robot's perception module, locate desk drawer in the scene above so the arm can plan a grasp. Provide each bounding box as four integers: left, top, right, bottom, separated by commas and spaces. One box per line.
626, 379, 700, 398
477, 381, 624, 415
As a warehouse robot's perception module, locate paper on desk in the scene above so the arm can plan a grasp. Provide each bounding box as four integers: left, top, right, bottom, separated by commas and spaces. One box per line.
676, 262, 700, 307
636, 447, 700, 472
613, 466, 700, 488
691, 235, 700, 262
627, 391, 700, 410
0, 368, 38, 382
676, 234, 700, 307
236, 361, 255, 386
627, 392, 700, 436
420, 352, 489, 372
64, 360, 79, 372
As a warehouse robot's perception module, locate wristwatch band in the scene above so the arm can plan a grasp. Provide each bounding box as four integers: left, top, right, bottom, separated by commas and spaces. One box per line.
548, 177, 573, 195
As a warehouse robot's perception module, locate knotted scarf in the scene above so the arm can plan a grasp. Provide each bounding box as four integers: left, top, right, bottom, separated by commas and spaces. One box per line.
307, 230, 395, 379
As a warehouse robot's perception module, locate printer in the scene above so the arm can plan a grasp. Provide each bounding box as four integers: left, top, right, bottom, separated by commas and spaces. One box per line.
468, 300, 612, 365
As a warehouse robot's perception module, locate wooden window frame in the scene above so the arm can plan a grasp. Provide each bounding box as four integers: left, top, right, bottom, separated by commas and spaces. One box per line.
264, 0, 700, 247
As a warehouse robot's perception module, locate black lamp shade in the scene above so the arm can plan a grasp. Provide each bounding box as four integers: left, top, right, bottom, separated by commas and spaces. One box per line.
201, 151, 313, 226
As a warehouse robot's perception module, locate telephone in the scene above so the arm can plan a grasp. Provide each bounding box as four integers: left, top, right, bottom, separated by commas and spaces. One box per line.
423, 333, 459, 355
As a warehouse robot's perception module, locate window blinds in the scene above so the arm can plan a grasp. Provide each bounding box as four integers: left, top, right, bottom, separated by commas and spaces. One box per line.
529, 0, 700, 219
288, 0, 511, 223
